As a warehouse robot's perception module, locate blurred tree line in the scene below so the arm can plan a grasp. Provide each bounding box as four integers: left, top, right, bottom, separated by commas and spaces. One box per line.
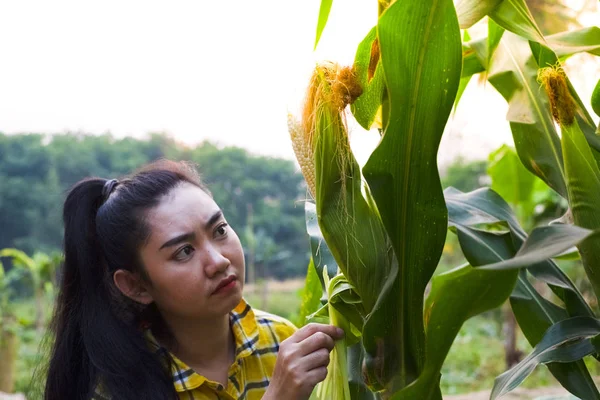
0, 132, 308, 281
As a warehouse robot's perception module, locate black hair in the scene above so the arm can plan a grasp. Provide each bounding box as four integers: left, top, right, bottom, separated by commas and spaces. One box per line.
43, 159, 209, 400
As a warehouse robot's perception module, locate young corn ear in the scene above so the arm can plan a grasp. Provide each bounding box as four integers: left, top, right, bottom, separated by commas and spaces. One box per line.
537, 64, 576, 127
296, 62, 362, 204
288, 114, 317, 198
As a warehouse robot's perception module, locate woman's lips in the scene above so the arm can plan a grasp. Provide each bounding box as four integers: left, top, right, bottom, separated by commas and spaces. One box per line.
213, 276, 237, 294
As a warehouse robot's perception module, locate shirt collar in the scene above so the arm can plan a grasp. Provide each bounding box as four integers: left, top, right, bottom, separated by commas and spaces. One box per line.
145, 298, 259, 392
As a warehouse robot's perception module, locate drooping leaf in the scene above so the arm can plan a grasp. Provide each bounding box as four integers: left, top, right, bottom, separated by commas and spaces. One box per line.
546, 26, 600, 58
391, 263, 517, 400
562, 120, 600, 302
476, 224, 594, 271
352, 27, 385, 130
491, 317, 600, 399
445, 187, 597, 397
455, 0, 502, 29
361, 0, 461, 392
314, 0, 334, 50
489, 0, 545, 43
510, 271, 598, 399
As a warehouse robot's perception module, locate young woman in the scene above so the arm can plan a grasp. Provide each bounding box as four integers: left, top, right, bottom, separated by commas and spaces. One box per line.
44, 159, 342, 400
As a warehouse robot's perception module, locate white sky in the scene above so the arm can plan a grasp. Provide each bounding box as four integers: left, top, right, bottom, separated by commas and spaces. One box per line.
0, 1, 598, 169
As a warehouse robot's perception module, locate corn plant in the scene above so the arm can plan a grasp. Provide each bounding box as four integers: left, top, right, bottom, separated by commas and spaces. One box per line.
290, 0, 600, 398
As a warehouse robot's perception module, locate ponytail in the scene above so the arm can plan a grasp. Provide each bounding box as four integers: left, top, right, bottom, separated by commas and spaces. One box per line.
44, 170, 189, 400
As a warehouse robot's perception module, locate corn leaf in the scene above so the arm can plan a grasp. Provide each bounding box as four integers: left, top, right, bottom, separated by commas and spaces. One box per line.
475, 224, 594, 271
351, 27, 385, 130
391, 263, 517, 400
562, 120, 600, 302
511, 271, 599, 398
455, 0, 502, 29
360, 0, 461, 392
491, 317, 600, 399
489, 0, 544, 43
314, 0, 333, 50
593, 78, 600, 118
445, 187, 598, 398
546, 26, 600, 58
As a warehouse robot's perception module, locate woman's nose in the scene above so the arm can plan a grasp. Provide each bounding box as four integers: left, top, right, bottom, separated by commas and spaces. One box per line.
203, 244, 230, 277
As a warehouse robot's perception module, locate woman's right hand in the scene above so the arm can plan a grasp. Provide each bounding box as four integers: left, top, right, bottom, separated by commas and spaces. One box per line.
263, 323, 344, 400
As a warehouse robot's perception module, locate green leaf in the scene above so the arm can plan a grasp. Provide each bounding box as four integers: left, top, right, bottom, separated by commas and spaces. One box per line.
455, 0, 502, 29
391, 263, 517, 400
562, 120, 600, 302
446, 187, 597, 397
491, 316, 600, 399
314, 0, 333, 50
489, 0, 544, 43
488, 19, 505, 68
361, 0, 461, 392
352, 27, 385, 130
592, 78, 600, 118
297, 258, 324, 327
510, 272, 598, 399
488, 32, 567, 197
546, 26, 600, 58
475, 224, 594, 271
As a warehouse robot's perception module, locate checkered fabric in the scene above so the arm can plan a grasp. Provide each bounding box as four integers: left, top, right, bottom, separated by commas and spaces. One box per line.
167, 299, 296, 399
93, 298, 296, 400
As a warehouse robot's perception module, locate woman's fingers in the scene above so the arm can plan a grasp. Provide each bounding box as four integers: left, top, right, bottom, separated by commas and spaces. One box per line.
290, 323, 344, 344
298, 330, 335, 356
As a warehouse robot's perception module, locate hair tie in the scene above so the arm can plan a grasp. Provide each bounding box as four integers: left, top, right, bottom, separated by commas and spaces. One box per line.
102, 179, 119, 201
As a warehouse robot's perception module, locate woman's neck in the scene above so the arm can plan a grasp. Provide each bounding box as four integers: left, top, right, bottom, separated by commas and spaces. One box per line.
158, 313, 235, 374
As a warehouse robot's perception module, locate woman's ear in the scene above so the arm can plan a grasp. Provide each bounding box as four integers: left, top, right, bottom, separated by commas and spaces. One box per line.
113, 269, 154, 305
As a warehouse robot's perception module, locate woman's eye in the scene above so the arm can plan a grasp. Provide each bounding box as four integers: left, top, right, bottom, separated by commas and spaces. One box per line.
174, 245, 194, 260
215, 223, 229, 238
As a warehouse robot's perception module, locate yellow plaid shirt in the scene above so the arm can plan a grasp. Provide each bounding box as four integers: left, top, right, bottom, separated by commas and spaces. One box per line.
166, 299, 296, 399
94, 299, 296, 399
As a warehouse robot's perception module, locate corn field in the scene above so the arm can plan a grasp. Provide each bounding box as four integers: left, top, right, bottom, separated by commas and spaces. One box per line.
288, 0, 600, 399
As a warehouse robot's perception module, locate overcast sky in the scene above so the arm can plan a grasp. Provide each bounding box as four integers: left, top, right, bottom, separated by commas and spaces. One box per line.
0, 1, 598, 168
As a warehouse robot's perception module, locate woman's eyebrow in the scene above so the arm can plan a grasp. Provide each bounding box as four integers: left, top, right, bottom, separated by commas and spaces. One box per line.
160, 232, 196, 250
159, 210, 223, 250
205, 210, 223, 230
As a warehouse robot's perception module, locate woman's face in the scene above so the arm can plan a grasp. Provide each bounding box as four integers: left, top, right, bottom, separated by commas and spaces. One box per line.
137, 182, 245, 321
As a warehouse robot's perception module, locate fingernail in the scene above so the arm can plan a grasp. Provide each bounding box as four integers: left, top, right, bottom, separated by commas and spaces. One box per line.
336, 328, 344, 337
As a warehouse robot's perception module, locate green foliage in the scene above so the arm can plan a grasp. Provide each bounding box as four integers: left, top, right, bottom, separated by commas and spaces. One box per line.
0, 133, 308, 280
